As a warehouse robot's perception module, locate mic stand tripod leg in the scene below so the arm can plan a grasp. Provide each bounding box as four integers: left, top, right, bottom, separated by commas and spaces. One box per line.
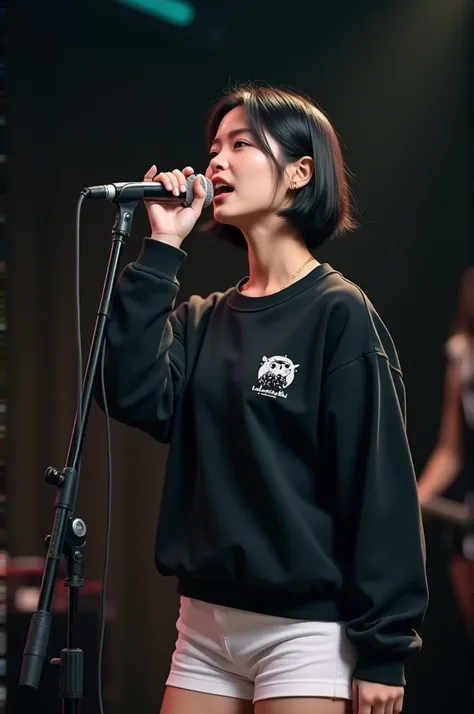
49, 514, 87, 714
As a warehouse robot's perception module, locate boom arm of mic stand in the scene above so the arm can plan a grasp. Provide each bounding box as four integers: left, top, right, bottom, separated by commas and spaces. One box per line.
19, 201, 139, 711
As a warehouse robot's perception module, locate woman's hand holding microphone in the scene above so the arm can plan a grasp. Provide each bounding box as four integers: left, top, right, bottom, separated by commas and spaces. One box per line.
143, 165, 208, 249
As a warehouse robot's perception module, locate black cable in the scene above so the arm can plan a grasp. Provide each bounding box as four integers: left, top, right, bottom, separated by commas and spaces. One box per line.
98, 340, 112, 714
75, 195, 112, 714
75, 195, 84, 432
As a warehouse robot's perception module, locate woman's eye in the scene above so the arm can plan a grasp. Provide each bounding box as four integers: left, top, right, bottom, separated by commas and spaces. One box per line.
209, 141, 249, 159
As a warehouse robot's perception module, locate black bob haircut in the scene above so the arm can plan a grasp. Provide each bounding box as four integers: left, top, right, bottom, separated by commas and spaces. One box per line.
203, 83, 356, 251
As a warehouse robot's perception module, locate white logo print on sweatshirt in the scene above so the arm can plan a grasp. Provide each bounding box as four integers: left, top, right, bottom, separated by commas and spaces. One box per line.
252, 355, 300, 400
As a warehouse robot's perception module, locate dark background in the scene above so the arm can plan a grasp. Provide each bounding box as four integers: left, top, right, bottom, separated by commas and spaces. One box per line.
7, 0, 473, 712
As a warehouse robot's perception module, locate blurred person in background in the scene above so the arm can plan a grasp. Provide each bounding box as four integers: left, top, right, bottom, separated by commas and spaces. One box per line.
99, 83, 427, 714
418, 266, 474, 634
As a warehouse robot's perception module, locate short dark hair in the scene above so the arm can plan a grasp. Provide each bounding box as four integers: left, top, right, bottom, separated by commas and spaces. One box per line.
204, 83, 356, 251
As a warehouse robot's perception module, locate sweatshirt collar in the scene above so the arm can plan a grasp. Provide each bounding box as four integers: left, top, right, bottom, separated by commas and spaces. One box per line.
227, 263, 336, 312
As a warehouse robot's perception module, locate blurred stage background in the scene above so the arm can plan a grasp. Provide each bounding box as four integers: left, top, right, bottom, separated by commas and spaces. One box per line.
5, 0, 474, 712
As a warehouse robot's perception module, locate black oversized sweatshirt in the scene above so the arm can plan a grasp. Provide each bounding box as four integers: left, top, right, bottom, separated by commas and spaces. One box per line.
100, 238, 428, 687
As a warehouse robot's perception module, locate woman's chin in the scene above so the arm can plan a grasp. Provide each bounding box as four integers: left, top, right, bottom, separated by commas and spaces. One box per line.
213, 206, 240, 225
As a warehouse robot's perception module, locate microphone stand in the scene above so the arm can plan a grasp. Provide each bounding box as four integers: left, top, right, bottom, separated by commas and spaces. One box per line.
19, 200, 140, 713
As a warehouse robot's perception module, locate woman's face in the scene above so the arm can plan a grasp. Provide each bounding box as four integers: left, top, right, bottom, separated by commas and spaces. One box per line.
205, 105, 292, 227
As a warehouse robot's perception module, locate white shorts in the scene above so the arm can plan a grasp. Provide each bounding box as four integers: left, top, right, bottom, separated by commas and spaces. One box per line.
166, 596, 356, 703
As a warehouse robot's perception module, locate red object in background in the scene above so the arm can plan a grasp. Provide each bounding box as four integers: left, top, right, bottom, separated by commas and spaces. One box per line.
6, 557, 113, 714
6, 557, 105, 614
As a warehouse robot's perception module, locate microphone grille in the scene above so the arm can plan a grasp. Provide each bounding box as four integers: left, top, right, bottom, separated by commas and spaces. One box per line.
184, 174, 214, 209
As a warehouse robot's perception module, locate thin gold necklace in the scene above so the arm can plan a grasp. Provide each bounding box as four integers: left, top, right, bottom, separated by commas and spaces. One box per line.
283, 256, 316, 289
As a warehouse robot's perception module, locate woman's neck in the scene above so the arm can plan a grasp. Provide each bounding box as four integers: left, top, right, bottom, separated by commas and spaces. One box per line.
239, 218, 319, 297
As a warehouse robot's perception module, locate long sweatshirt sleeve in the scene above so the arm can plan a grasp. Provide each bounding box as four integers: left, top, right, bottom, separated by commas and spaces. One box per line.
99, 238, 219, 442
321, 351, 428, 685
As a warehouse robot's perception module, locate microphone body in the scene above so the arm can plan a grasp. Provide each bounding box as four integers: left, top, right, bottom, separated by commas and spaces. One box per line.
81, 173, 213, 207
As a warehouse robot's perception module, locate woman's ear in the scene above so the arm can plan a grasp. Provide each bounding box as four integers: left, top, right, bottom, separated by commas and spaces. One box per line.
293, 156, 314, 188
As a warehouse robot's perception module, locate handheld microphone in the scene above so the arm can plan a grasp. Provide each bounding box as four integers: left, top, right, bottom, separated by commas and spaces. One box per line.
81, 173, 214, 207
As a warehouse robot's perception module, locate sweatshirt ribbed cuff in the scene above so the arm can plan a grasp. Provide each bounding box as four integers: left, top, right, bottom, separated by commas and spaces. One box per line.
352, 656, 406, 687
134, 237, 187, 281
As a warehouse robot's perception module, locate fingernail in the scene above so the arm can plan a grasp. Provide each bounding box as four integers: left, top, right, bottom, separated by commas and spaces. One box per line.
180, 185, 186, 193
173, 187, 179, 196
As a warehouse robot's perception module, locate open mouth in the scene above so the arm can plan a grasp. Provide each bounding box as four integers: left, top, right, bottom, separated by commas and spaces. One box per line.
214, 185, 234, 197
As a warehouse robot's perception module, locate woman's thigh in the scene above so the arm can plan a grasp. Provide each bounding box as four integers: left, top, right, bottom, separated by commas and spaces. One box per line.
254, 697, 351, 714
161, 686, 254, 714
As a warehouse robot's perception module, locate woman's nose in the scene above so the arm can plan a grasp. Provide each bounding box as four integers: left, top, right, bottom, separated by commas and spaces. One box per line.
211, 154, 229, 172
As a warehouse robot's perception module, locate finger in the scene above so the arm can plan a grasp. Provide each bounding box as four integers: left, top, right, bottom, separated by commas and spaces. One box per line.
155, 171, 178, 195
143, 165, 157, 181
394, 694, 404, 714
354, 687, 373, 714
154, 172, 171, 189
384, 700, 395, 714
172, 169, 188, 194
182, 166, 194, 177
165, 171, 181, 196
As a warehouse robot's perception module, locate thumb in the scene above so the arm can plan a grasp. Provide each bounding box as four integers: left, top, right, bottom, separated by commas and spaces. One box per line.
189, 174, 208, 214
